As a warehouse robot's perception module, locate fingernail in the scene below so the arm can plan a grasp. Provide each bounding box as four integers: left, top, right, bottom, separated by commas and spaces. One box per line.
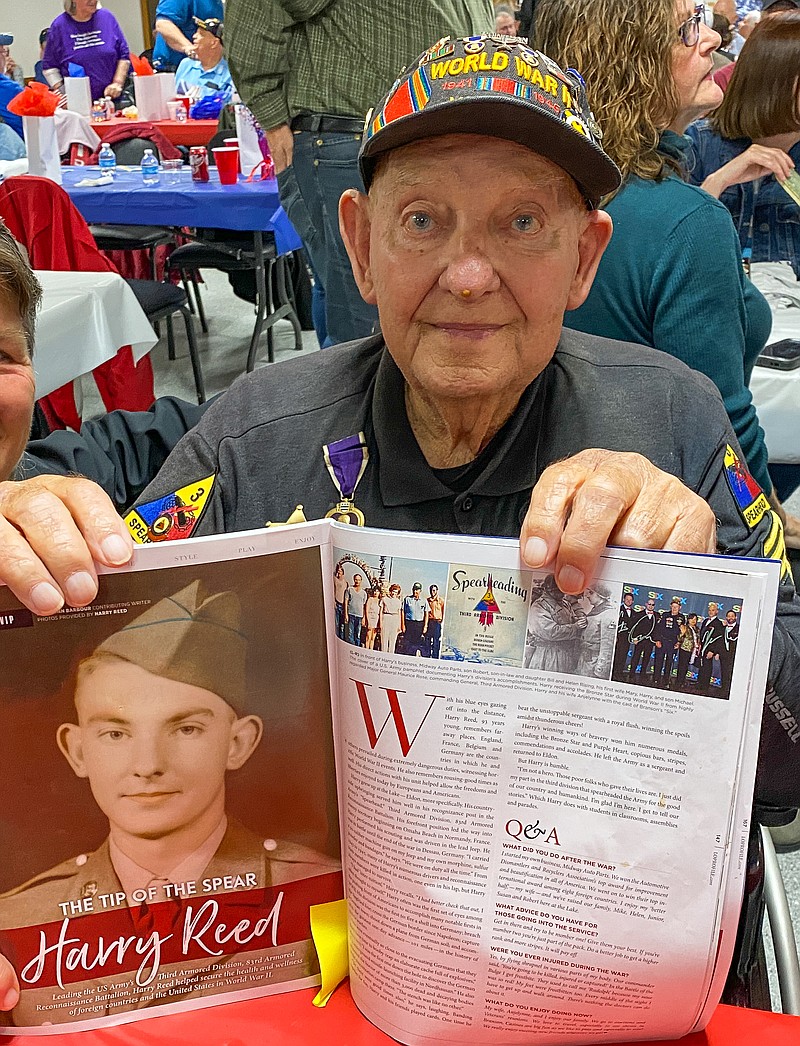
557, 565, 585, 593
30, 582, 64, 615
64, 571, 97, 606
101, 534, 130, 564
523, 536, 548, 567
1, 987, 19, 1010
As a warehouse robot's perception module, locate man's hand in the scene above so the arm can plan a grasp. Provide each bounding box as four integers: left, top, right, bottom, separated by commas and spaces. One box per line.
0, 953, 18, 1011
0, 477, 133, 615
702, 145, 795, 198
520, 450, 716, 594
266, 124, 294, 174
104, 82, 123, 100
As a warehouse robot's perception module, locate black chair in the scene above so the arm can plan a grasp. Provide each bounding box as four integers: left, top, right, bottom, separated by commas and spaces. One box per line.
89, 137, 177, 282
167, 231, 302, 371
125, 279, 205, 404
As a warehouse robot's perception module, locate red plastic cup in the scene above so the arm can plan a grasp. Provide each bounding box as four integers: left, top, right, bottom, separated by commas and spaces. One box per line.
223, 138, 241, 171
213, 147, 239, 185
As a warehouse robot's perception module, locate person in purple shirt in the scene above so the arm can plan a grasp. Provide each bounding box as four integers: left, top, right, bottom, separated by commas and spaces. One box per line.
42, 0, 130, 104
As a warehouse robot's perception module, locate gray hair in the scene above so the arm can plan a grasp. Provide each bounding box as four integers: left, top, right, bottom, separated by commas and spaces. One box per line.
0, 222, 42, 356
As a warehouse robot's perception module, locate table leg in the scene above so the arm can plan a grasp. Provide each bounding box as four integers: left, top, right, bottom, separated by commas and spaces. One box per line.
246, 231, 269, 372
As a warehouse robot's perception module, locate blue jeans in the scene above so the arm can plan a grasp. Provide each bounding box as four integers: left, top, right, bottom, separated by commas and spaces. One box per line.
348, 616, 363, 646
277, 130, 378, 346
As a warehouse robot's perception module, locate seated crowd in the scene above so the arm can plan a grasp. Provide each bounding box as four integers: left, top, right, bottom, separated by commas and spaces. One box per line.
1, 0, 800, 1020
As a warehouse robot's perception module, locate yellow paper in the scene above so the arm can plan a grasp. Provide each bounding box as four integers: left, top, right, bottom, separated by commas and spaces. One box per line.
310, 898, 349, 1007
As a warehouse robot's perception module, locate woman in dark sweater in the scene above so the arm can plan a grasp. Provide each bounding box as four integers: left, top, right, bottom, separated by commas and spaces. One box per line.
536, 0, 800, 541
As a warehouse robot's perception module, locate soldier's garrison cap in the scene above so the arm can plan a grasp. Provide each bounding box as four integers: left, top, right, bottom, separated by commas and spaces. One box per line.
93, 581, 247, 714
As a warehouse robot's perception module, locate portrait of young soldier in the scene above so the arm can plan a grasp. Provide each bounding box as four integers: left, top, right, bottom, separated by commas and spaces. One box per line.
0, 580, 338, 1027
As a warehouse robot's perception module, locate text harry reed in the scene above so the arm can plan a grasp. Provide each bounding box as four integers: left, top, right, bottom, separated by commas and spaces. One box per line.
20, 890, 284, 992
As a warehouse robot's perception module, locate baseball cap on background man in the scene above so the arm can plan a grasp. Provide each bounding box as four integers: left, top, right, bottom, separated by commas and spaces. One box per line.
0, 34, 13, 47
359, 34, 621, 208
193, 16, 224, 40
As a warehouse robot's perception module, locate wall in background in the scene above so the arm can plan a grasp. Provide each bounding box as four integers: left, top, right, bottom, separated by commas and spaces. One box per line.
5, 2, 146, 83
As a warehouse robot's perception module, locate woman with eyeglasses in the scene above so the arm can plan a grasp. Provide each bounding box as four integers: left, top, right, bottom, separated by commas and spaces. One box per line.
536, 0, 800, 545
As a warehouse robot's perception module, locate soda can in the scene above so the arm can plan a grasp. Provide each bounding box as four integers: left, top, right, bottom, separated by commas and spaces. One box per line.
190, 145, 210, 182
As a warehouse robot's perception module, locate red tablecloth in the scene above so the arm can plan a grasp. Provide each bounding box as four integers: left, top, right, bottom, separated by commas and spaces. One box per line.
3, 985, 798, 1046
91, 119, 218, 147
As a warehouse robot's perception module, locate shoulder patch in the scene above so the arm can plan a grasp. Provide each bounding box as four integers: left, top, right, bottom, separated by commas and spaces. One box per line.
124, 475, 215, 544
723, 445, 769, 529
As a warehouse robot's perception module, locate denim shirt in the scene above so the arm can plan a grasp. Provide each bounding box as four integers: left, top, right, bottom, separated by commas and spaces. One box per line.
686, 120, 800, 278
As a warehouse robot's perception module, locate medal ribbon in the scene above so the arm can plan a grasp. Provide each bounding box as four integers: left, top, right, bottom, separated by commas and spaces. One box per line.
323, 433, 369, 502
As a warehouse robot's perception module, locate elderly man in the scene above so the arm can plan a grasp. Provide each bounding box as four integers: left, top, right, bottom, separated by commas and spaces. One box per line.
0, 39, 799, 1003
174, 16, 233, 102
153, 0, 224, 71
1, 35, 797, 766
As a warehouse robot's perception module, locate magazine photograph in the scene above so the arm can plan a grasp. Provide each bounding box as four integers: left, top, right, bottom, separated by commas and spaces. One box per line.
0, 542, 341, 1032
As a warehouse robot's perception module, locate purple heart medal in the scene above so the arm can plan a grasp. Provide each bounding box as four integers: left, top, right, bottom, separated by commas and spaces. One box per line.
323, 432, 369, 526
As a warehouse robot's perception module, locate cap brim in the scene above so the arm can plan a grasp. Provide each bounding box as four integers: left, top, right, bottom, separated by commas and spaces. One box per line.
361, 96, 620, 206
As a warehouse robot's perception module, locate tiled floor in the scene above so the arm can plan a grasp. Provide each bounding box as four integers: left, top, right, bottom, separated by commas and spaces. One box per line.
80, 269, 800, 1011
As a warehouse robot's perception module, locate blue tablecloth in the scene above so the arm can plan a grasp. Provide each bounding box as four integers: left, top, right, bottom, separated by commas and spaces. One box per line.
61, 166, 302, 256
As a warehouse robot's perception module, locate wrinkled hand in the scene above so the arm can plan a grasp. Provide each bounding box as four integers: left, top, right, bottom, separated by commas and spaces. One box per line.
0, 953, 18, 1011
103, 82, 122, 100
520, 450, 716, 594
702, 145, 795, 198
266, 123, 294, 174
0, 476, 133, 615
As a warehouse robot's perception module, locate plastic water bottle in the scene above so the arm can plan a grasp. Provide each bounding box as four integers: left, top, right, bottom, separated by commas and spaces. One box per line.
141, 149, 160, 186
98, 142, 116, 178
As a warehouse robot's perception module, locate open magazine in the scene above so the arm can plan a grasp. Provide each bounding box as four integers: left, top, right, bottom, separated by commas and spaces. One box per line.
0, 521, 779, 1042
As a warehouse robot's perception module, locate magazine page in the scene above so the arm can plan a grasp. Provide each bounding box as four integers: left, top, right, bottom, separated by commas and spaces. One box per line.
0, 523, 343, 1035
327, 525, 778, 1046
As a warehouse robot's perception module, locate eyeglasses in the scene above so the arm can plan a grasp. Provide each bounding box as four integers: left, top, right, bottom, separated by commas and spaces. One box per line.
677, 4, 708, 46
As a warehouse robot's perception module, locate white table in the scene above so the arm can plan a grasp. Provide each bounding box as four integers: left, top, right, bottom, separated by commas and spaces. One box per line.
749, 263, 800, 465
34, 270, 157, 399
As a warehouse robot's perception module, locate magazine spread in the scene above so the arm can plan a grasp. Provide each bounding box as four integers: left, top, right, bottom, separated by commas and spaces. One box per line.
0, 521, 779, 1043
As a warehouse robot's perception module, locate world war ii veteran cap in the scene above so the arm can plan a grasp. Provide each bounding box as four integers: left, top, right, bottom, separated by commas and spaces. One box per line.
359, 35, 620, 208
94, 580, 247, 713
193, 16, 223, 40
